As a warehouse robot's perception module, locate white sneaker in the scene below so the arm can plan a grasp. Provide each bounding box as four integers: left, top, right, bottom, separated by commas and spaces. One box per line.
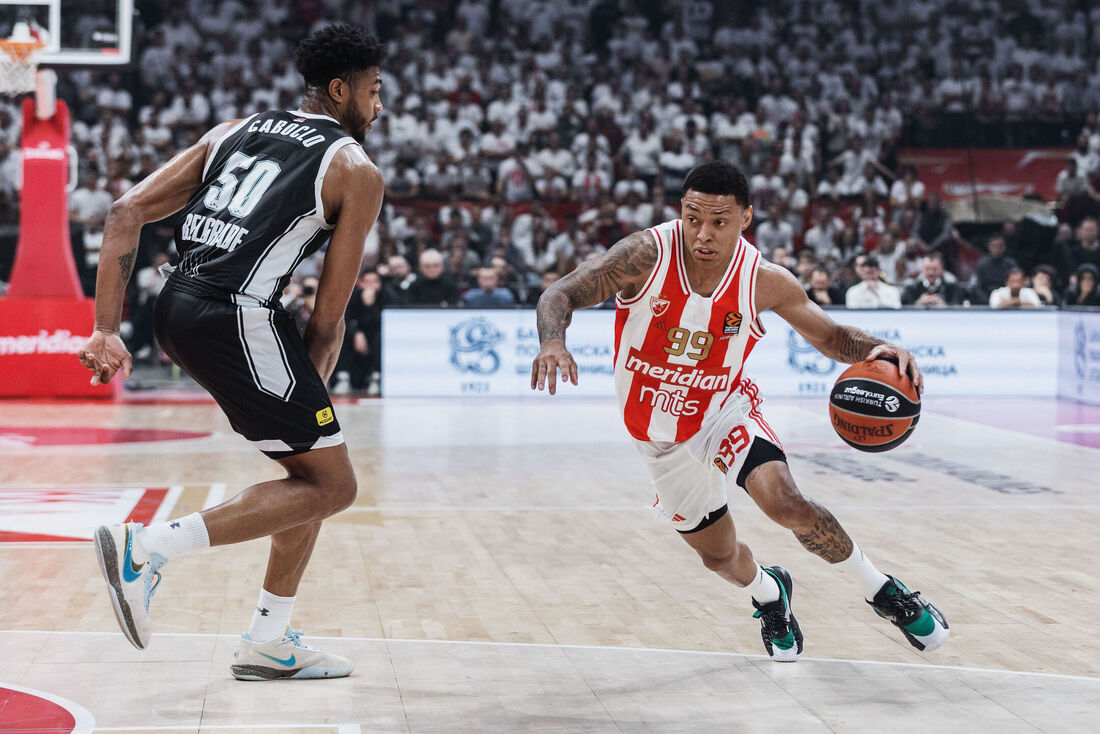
332, 371, 352, 396
93, 523, 164, 650
231, 629, 354, 680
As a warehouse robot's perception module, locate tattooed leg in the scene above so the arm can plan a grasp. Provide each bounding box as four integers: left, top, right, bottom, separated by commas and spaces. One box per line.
743, 462, 856, 563
793, 500, 854, 563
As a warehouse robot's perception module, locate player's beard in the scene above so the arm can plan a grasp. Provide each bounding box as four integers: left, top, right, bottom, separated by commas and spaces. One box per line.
343, 93, 373, 143
346, 105, 368, 144
355, 111, 378, 144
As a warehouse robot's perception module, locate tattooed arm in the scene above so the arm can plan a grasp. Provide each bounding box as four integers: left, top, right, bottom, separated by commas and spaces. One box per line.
531, 230, 658, 394
78, 119, 240, 385
757, 261, 924, 392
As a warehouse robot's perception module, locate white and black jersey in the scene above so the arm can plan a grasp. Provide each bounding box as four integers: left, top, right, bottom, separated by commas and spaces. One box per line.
157, 110, 361, 459
172, 110, 357, 307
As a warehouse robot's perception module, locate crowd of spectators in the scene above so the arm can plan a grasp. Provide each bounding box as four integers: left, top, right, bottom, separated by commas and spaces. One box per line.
3, 0, 1100, 392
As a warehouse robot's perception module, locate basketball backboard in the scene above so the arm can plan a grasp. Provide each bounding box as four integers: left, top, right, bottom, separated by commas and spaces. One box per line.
0, 0, 132, 66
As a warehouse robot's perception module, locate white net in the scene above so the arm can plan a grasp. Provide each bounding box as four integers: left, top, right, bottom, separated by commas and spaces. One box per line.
0, 40, 42, 95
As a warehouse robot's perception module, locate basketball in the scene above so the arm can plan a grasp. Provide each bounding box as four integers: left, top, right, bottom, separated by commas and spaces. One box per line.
829, 357, 920, 452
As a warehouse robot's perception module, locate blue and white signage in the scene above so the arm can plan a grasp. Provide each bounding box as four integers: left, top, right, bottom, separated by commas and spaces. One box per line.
383, 309, 1059, 398
750, 310, 1058, 398
383, 309, 615, 397
1058, 310, 1100, 404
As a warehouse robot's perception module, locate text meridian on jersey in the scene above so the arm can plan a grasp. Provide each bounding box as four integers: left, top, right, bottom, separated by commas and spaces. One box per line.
247, 118, 326, 147
624, 347, 730, 391
180, 213, 250, 251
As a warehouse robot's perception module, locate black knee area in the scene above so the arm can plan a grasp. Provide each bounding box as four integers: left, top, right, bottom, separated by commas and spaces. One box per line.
736, 437, 787, 490
677, 504, 729, 535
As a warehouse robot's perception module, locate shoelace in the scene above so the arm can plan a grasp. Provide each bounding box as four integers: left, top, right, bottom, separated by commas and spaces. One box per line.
285, 629, 315, 650
753, 603, 790, 638
879, 587, 923, 621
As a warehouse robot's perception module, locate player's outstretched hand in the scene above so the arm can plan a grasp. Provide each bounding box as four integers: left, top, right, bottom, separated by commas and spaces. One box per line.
78, 329, 133, 386
866, 343, 923, 395
531, 340, 578, 395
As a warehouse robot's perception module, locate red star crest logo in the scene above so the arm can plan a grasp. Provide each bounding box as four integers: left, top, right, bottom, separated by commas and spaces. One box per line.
650, 295, 670, 317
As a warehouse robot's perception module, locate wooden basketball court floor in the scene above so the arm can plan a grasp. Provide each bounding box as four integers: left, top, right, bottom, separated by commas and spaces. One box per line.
1, 393, 1099, 733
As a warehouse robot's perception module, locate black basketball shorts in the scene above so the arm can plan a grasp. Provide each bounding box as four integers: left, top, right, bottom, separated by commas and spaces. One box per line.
154, 281, 342, 459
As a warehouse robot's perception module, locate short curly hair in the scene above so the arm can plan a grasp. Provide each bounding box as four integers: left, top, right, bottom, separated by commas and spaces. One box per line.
294, 24, 385, 92
682, 161, 751, 209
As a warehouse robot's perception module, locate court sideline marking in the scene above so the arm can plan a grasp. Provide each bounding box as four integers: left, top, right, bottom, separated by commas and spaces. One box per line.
95, 726, 362, 733
4, 630, 1098, 683
1, 501, 1097, 551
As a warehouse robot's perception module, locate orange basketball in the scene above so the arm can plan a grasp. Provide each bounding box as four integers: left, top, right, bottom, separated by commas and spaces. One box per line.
828, 357, 920, 452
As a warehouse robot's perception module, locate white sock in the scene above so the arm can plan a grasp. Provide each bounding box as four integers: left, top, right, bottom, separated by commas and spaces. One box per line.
745, 563, 781, 604
248, 589, 295, 642
140, 512, 210, 561
836, 542, 890, 600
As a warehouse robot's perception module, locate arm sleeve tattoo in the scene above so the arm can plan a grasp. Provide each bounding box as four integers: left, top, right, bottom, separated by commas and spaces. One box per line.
827, 325, 886, 363
536, 231, 657, 344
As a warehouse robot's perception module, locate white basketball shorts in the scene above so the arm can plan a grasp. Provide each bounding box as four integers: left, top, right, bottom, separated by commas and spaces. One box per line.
632, 378, 784, 533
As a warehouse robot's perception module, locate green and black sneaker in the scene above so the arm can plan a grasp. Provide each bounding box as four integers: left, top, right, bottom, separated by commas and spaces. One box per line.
752, 566, 803, 662
868, 576, 949, 652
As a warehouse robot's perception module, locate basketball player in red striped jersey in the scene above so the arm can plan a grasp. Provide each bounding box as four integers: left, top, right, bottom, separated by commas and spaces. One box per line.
531, 162, 948, 660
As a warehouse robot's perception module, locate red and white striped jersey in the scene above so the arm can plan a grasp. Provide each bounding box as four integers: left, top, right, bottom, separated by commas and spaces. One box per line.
613, 218, 766, 442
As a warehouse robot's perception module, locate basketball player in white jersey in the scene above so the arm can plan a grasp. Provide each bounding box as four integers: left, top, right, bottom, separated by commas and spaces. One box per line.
77, 25, 385, 679
531, 162, 948, 660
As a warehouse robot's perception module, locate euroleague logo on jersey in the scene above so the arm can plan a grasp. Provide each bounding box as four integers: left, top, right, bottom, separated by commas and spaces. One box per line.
723, 312, 742, 336
650, 295, 670, 317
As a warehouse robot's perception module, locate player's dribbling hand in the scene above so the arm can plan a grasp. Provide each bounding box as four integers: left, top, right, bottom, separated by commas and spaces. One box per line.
531, 340, 578, 395
78, 329, 133, 386
866, 343, 923, 395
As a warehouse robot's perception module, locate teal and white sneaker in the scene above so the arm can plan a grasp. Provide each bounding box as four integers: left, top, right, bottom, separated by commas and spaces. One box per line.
752, 565, 804, 662
231, 629, 354, 681
93, 523, 164, 650
868, 576, 949, 652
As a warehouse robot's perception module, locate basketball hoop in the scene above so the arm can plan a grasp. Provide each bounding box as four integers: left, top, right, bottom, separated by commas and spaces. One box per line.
0, 37, 44, 95
0, 26, 55, 119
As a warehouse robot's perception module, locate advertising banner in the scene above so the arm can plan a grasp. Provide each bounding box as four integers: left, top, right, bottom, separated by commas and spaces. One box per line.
383, 308, 616, 397
382, 309, 1059, 398
1058, 309, 1100, 405
908, 147, 1067, 203
750, 310, 1058, 398
0, 298, 121, 398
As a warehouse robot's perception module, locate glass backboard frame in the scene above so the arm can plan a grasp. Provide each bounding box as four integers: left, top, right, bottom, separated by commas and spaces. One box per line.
0, 0, 132, 66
